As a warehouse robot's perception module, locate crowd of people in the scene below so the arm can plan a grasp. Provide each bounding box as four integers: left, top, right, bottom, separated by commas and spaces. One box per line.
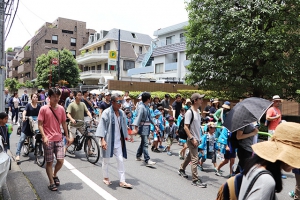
2, 88, 300, 199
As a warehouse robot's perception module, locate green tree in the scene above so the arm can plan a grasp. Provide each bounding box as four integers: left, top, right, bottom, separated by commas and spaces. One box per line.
6, 47, 13, 52
185, 0, 300, 99
35, 49, 80, 89
5, 78, 22, 92
23, 80, 34, 88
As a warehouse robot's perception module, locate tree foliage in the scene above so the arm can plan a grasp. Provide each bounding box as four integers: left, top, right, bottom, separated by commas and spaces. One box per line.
5, 78, 22, 92
35, 49, 80, 89
6, 47, 13, 52
185, 0, 300, 100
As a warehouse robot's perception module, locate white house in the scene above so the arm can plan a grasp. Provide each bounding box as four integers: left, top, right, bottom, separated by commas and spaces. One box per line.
77, 29, 152, 85
128, 21, 190, 83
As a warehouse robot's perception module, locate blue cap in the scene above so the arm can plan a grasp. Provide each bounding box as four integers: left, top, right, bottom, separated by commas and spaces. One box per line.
153, 109, 161, 117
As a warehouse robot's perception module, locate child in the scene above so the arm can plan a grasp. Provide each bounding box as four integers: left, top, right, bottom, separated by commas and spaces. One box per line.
198, 122, 218, 171
157, 106, 166, 147
177, 108, 185, 145
215, 128, 236, 178
151, 110, 162, 153
125, 111, 134, 142
164, 116, 178, 156
0, 112, 11, 152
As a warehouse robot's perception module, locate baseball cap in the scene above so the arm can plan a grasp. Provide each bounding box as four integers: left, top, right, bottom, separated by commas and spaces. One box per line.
165, 94, 170, 98
168, 116, 175, 121
190, 93, 205, 101
105, 92, 111, 96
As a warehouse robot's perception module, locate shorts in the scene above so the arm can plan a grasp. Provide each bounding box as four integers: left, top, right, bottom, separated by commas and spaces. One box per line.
166, 137, 174, 146
44, 140, 65, 162
224, 150, 236, 159
68, 125, 84, 139
201, 151, 216, 163
179, 138, 187, 144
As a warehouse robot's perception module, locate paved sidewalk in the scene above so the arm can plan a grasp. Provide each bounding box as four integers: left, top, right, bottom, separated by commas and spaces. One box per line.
1, 150, 38, 200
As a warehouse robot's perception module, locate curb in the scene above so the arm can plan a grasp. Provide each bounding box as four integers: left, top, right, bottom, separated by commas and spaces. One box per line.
2, 150, 38, 200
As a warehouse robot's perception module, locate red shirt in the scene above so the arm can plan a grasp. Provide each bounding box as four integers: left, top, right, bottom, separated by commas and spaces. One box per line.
266, 107, 281, 130
38, 105, 66, 141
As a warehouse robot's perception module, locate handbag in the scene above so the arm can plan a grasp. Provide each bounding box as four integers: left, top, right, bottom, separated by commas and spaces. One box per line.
49, 106, 65, 136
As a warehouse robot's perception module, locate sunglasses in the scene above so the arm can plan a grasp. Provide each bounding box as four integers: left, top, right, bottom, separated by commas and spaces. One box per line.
115, 100, 123, 104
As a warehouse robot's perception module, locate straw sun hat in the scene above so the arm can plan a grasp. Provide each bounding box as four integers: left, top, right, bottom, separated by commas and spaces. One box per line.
252, 122, 300, 168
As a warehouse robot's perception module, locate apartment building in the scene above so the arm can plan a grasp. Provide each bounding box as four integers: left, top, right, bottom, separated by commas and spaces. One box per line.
8, 17, 95, 83
6, 46, 21, 79
77, 29, 152, 85
128, 21, 190, 83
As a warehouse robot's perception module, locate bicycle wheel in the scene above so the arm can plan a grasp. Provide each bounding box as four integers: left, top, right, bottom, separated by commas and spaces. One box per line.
84, 136, 100, 164
67, 143, 77, 155
35, 142, 45, 167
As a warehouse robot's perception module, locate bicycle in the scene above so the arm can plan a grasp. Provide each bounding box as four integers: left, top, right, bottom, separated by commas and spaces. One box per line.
22, 116, 45, 167
66, 119, 100, 164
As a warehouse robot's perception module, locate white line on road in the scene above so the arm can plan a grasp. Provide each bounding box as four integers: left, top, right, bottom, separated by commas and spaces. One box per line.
64, 160, 117, 200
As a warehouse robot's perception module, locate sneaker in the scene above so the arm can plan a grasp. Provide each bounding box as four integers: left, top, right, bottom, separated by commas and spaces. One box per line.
154, 148, 160, 153
192, 179, 207, 188
136, 157, 142, 161
215, 170, 223, 176
15, 155, 20, 161
178, 169, 188, 178
167, 151, 172, 156
159, 145, 165, 149
288, 191, 295, 198
146, 160, 156, 166
151, 146, 154, 152
214, 168, 224, 173
197, 165, 204, 171
162, 146, 168, 152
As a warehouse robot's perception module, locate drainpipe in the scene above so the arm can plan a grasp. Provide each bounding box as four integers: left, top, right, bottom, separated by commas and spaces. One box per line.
177, 51, 181, 82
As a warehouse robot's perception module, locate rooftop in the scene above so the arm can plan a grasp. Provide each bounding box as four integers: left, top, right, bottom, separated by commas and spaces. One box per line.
153, 21, 188, 37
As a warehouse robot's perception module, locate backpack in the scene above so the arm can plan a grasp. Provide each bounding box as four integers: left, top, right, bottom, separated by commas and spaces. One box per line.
178, 109, 194, 140
229, 131, 239, 149
22, 94, 28, 102
216, 170, 273, 200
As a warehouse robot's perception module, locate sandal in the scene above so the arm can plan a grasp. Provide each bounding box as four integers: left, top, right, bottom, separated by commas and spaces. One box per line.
103, 179, 112, 185
120, 182, 132, 188
48, 184, 57, 191
53, 176, 60, 186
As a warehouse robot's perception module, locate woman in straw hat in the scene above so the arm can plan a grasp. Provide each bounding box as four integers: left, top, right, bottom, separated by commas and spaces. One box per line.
238, 122, 300, 200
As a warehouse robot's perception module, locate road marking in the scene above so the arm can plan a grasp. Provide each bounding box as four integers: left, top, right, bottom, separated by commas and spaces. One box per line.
64, 160, 117, 200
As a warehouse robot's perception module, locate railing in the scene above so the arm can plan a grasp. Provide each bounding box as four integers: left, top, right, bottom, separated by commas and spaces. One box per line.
155, 38, 186, 47
77, 50, 109, 59
165, 62, 177, 71
80, 70, 115, 75
183, 60, 191, 67
127, 66, 154, 76
140, 42, 156, 68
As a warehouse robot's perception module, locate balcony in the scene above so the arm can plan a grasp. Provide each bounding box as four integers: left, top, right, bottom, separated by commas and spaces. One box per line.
183, 60, 191, 67
17, 50, 31, 62
9, 59, 19, 68
9, 70, 18, 78
165, 62, 177, 71
76, 50, 109, 65
18, 63, 31, 74
19, 77, 31, 83
127, 66, 154, 76
80, 70, 117, 80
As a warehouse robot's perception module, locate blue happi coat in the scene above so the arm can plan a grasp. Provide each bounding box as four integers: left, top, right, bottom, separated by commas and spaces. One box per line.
217, 127, 229, 154
95, 107, 128, 159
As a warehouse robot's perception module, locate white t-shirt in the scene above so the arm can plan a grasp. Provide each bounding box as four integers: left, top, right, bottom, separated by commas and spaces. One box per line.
184, 108, 201, 142
114, 113, 121, 148
13, 97, 19, 108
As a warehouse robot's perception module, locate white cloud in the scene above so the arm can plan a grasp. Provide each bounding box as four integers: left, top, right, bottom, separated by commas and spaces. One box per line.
5, 0, 188, 48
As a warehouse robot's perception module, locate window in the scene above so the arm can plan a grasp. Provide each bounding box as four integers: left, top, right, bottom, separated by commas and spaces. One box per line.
166, 36, 173, 45
97, 64, 101, 70
52, 35, 58, 44
123, 60, 135, 71
71, 38, 76, 46
70, 50, 76, 58
131, 33, 136, 38
74, 26, 77, 32
97, 46, 102, 52
104, 42, 110, 50
91, 66, 95, 70
45, 39, 51, 43
25, 72, 30, 78
62, 30, 73, 34
104, 63, 108, 70
84, 66, 89, 71
52, 48, 58, 51
139, 46, 142, 54
132, 45, 134, 49
155, 63, 164, 74
180, 33, 186, 42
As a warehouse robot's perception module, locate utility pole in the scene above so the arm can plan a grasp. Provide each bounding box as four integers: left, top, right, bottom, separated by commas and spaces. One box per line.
0, 0, 5, 112
117, 29, 120, 80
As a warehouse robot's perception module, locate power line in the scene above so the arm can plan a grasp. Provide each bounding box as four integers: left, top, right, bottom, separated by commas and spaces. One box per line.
16, 14, 31, 37
5, 0, 13, 31
4, 0, 19, 41
19, 0, 46, 22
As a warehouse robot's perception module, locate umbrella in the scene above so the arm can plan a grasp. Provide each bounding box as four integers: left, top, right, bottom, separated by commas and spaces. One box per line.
89, 89, 101, 95
223, 97, 273, 132
111, 90, 124, 95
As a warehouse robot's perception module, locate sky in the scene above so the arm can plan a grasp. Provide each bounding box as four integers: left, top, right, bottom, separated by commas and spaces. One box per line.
5, 0, 189, 49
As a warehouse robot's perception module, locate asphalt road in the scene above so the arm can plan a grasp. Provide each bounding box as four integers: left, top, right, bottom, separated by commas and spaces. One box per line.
9, 123, 295, 200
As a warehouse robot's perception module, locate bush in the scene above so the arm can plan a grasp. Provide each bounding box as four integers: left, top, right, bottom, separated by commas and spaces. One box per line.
24, 46, 30, 51
129, 91, 178, 99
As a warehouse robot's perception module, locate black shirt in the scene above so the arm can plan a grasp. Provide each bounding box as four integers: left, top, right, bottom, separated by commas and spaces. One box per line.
172, 101, 182, 119
204, 105, 211, 117
22, 103, 41, 136
100, 101, 111, 111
